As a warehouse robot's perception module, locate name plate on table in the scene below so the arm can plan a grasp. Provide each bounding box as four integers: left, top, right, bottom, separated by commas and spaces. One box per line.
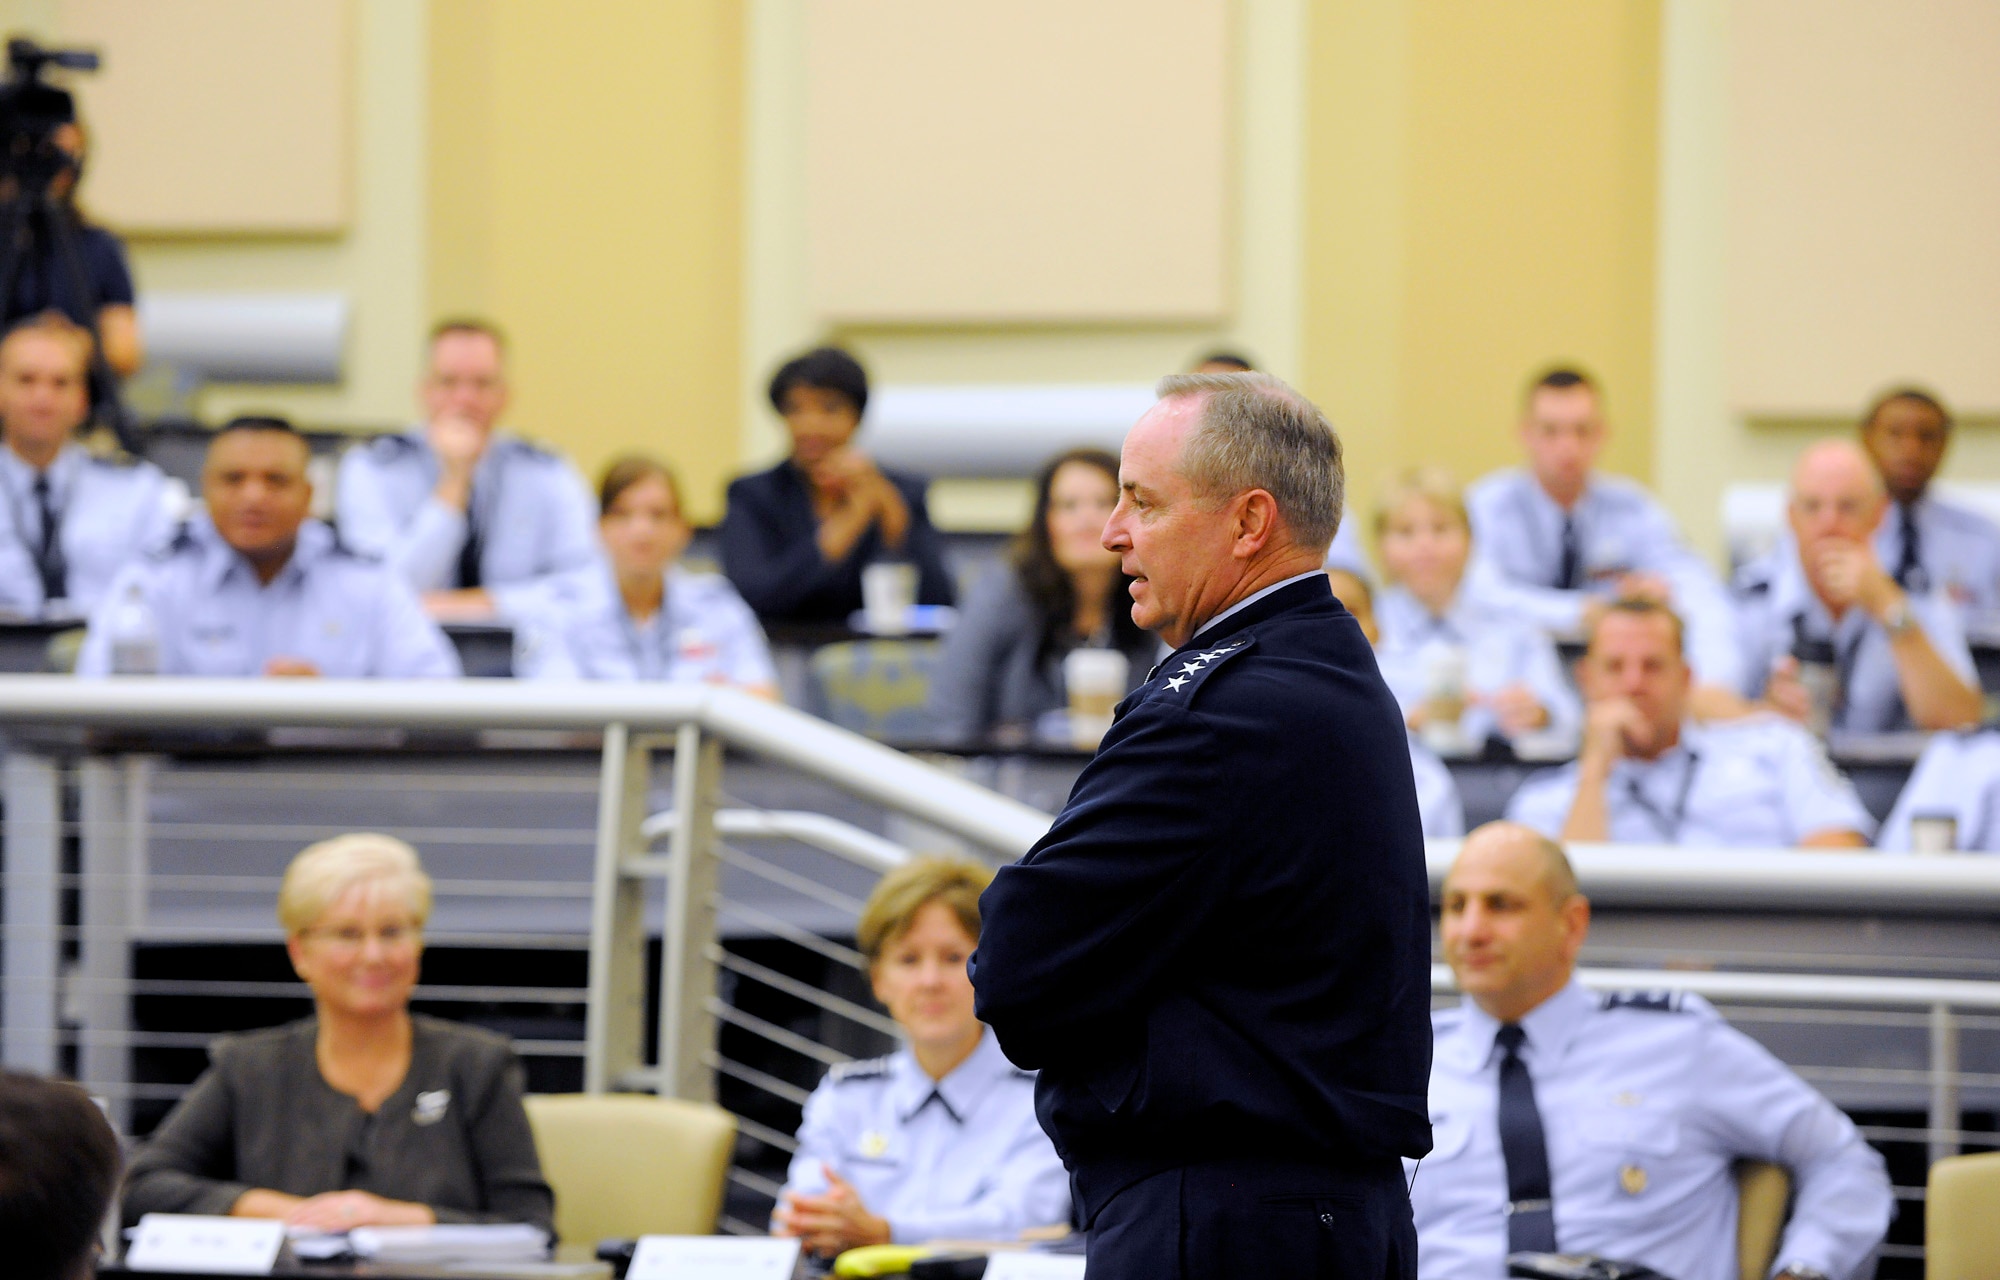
126, 1214, 284, 1274
627, 1236, 802, 1280
983, 1256, 1088, 1280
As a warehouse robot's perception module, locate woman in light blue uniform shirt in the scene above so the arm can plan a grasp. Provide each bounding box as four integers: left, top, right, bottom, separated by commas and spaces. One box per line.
1371, 469, 1580, 752
516, 456, 776, 692
773, 858, 1068, 1258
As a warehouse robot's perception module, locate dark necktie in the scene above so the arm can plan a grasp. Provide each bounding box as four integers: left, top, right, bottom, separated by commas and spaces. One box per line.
1556, 515, 1580, 591
1894, 502, 1927, 593
456, 489, 483, 589
1496, 1023, 1557, 1254
31, 472, 65, 602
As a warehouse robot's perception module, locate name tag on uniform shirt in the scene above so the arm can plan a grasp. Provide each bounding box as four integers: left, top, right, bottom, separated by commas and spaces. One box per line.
627, 1236, 801, 1280
126, 1213, 285, 1273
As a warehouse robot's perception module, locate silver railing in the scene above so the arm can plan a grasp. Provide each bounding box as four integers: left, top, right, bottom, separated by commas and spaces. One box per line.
4, 680, 2000, 1257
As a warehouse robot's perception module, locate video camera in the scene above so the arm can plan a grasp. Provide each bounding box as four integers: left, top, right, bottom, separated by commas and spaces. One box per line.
0, 37, 99, 194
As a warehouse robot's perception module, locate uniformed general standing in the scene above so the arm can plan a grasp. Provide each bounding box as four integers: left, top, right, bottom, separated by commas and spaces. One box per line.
1464, 368, 1746, 715
335, 321, 597, 619
774, 859, 1067, 1256
1733, 440, 1982, 734
0, 313, 175, 615
972, 373, 1433, 1279
76, 418, 459, 679
1507, 599, 1873, 848
1859, 387, 2000, 614
1415, 824, 1893, 1280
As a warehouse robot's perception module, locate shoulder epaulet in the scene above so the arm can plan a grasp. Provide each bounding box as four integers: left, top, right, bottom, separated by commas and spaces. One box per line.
149, 521, 199, 560
829, 1055, 893, 1084
496, 435, 556, 461
1731, 560, 1775, 594
1599, 989, 1688, 1014
1148, 634, 1258, 703
322, 524, 379, 563
83, 448, 142, 470
368, 433, 423, 459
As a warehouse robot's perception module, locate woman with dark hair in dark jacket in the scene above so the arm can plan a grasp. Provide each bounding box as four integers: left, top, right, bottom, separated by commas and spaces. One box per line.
720, 346, 954, 626
927, 448, 1153, 743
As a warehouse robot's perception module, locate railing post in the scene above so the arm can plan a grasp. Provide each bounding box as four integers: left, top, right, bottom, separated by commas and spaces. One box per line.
583, 724, 651, 1093
2, 751, 62, 1074
1930, 1001, 1961, 1165
658, 722, 723, 1103
77, 754, 151, 1132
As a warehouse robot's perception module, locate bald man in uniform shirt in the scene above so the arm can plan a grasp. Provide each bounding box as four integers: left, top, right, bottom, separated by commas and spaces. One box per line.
1733, 440, 1981, 734
1415, 823, 1892, 1280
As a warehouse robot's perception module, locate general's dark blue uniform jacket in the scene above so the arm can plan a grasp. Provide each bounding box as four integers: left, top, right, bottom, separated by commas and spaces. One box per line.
971, 575, 1434, 1224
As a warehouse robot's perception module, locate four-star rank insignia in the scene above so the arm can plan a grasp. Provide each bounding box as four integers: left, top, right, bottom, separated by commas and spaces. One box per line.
1156, 637, 1256, 698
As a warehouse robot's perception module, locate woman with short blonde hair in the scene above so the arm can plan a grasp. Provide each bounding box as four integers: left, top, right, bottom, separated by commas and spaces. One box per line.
775, 857, 1068, 1258
1370, 467, 1580, 752
123, 835, 552, 1236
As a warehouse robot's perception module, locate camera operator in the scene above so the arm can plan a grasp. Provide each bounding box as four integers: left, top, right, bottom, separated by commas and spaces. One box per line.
0, 35, 140, 420
3, 116, 138, 377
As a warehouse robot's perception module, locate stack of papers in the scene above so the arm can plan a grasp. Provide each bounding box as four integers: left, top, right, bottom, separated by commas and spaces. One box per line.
288, 1223, 550, 1264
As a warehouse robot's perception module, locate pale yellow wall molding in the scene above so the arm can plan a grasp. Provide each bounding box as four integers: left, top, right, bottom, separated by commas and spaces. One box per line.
1653, 0, 1732, 562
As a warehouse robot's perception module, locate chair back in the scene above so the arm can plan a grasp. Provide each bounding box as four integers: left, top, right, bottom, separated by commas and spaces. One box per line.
808, 639, 942, 738
523, 1092, 737, 1246
1928, 1150, 2000, 1279
1734, 1159, 1790, 1280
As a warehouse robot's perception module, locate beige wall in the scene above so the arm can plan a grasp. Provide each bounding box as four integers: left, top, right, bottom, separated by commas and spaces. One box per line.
428, 0, 743, 523
1303, 0, 1662, 553
14, 0, 430, 428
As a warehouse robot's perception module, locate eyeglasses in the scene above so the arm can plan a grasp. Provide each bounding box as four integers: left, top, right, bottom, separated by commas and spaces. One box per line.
304, 923, 421, 952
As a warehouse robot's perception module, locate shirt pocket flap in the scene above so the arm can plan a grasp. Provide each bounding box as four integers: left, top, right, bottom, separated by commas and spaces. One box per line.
1576, 1106, 1681, 1156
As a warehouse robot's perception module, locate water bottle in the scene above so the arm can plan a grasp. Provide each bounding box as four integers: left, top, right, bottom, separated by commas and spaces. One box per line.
107, 582, 159, 676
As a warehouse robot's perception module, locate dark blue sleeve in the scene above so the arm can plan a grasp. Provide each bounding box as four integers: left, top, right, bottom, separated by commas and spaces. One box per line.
85, 227, 136, 306
718, 472, 846, 619
891, 474, 956, 607
972, 704, 1236, 1068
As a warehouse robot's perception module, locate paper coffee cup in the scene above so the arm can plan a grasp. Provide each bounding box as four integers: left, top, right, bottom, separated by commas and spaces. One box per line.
861, 562, 919, 634
1910, 813, 1958, 856
1064, 648, 1128, 749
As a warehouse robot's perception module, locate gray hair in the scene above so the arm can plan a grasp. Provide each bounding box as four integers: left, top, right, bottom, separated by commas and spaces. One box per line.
1154, 371, 1345, 553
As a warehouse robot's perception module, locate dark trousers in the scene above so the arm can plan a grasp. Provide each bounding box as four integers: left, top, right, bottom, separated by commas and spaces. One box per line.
1083, 1156, 1416, 1280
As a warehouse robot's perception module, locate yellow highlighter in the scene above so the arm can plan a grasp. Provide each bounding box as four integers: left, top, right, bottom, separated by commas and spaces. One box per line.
833, 1244, 933, 1277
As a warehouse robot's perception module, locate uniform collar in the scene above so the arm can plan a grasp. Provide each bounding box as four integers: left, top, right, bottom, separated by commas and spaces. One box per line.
1188, 569, 1329, 645
1449, 978, 1596, 1074
0, 440, 82, 490
197, 515, 335, 592
1378, 584, 1477, 643
1608, 720, 1702, 782
1517, 469, 1601, 518
888, 1027, 1015, 1125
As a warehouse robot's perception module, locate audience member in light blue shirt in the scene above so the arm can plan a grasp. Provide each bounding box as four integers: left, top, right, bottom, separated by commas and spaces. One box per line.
1732, 439, 1981, 734
335, 321, 597, 620
1371, 469, 1579, 751
77, 418, 458, 679
513, 456, 776, 692
1877, 728, 2000, 853
1506, 598, 1871, 847
774, 859, 1068, 1256
1463, 367, 1746, 714
1860, 386, 2000, 613
1414, 826, 1892, 1280
0, 314, 176, 615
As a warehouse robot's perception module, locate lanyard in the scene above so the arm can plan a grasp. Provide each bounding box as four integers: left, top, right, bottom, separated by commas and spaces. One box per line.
1624, 749, 1702, 841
